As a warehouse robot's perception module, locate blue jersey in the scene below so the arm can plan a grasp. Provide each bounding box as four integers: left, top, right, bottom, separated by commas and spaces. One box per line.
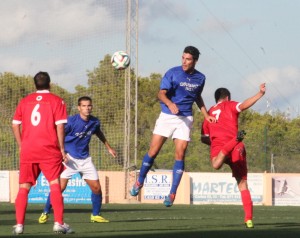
160, 66, 206, 116
64, 114, 101, 159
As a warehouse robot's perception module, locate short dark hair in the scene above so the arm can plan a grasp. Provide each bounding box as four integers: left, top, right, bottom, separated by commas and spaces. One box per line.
33, 71, 51, 90
214, 88, 231, 103
184, 46, 200, 60
78, 96, 92, 106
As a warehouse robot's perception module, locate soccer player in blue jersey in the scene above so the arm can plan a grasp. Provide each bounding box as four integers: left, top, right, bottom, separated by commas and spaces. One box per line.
130, 46, 215, 206
39, 96, 117, 223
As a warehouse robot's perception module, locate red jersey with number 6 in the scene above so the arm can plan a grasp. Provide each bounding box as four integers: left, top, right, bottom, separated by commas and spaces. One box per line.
202, 101, 241, 146
12, 91, 67, 163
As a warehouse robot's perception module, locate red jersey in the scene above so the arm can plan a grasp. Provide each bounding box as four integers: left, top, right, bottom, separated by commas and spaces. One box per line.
202, 101, 241, 146
12, 90, 67, 163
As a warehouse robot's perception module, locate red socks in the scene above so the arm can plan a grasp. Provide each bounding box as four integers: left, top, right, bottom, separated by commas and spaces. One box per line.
241, 189, 253, 221
15, 184, 64, 225
50, 183, 64, 224
15, 188, 29, 224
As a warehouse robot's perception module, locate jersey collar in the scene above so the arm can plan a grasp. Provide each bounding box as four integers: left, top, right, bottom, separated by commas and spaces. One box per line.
36, 90, 50, 93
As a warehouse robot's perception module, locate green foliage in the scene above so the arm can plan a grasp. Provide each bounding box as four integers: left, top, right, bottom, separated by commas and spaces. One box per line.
136, 75, 161, 163
0, 73, 33, 168
1, 57, 300, 172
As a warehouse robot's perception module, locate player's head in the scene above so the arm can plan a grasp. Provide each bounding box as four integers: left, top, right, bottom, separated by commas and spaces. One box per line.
184, 46, 200, 61
182, 46, 200, 73
33, 71, 51, 90
214, 88, 231, 103
78, 96, 92, 106
78, 96, 93, 118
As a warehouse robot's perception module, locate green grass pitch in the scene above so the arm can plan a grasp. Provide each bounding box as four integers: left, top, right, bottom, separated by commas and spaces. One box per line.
1, 203, 299, 237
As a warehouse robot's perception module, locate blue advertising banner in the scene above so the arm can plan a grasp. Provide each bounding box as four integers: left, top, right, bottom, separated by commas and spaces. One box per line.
28, 173, 91, 204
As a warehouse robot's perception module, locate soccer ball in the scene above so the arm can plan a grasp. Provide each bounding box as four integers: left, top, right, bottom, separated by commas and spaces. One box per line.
111, 51, 130, 70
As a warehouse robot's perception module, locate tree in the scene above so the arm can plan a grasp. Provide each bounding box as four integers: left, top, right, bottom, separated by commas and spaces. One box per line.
1, 56, 300, 172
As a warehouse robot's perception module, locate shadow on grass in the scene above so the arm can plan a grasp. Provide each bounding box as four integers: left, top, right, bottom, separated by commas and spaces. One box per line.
2, 226, 299, 238
1, 204, 300, 238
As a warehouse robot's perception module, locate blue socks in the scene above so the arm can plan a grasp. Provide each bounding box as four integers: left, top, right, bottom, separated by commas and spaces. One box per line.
91, 193, 102, 216
170, 160, 184, 194
138, 153, 155, 185
137, 155, 184, 195
43, 193, 52, 214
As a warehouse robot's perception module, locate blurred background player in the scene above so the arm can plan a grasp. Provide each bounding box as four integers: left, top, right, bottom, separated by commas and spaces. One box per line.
201, 83, 266, 228
39, 96, 117, 223
130, 46, 214, 206
12, 71, 73, 234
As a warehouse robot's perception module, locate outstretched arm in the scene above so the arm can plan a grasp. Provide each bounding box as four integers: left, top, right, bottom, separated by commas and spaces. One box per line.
239, 83, 266, 111
96, 129, 117, 158
195, 95, 216, 123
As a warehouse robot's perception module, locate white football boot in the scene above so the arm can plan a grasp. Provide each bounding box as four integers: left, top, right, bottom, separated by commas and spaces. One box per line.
12, 224, 24, 235
53, 222, 74, 234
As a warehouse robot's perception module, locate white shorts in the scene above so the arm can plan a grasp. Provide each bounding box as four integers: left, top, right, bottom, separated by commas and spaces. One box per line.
152, 112, 193, 141
61, 154, 99, 180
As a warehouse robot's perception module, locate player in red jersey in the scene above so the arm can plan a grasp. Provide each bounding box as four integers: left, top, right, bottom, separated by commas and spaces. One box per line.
12, 72, 73, 235
201, 83, 266, 228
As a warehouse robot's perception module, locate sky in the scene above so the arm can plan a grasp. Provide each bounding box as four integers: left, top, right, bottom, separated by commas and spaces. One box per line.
0, 0, 299, 118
